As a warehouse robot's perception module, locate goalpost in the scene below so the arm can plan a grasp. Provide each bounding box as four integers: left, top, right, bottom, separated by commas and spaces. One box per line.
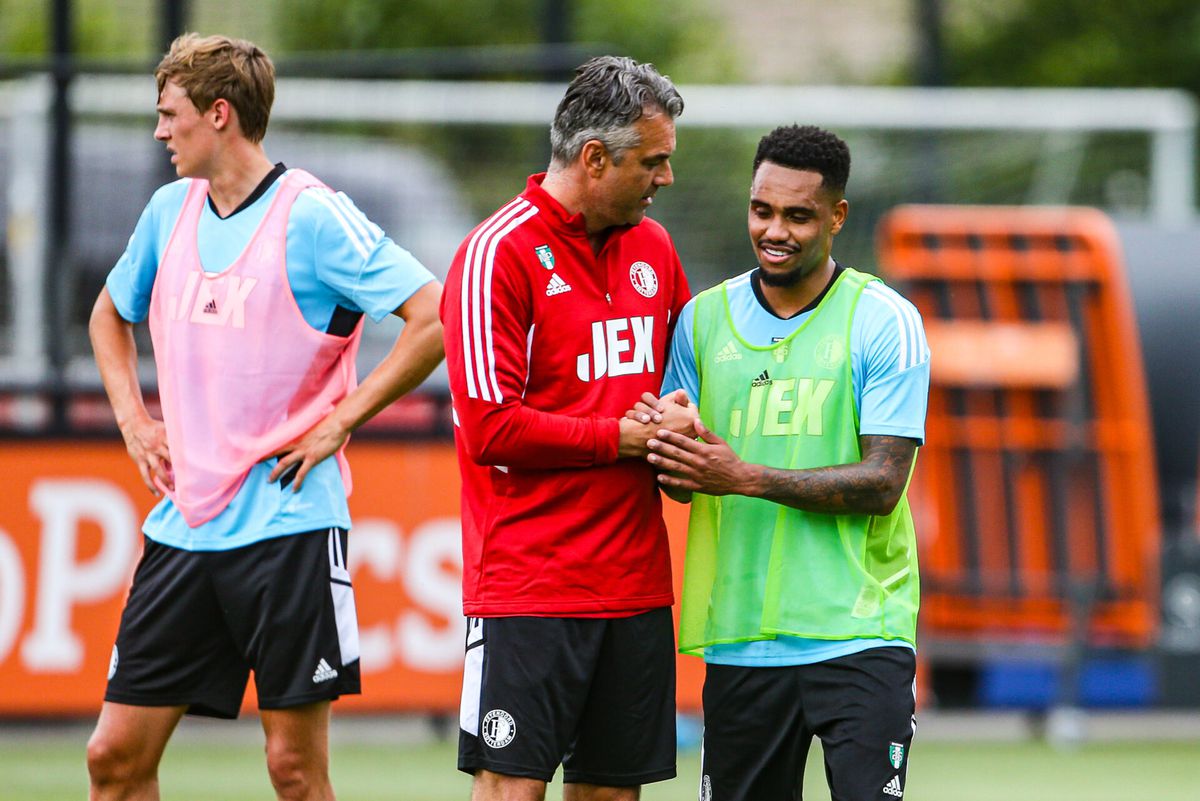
1, 75, 1196, 400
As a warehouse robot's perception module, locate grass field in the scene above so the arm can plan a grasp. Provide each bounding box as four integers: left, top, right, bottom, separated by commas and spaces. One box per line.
3, 718, 1197, 800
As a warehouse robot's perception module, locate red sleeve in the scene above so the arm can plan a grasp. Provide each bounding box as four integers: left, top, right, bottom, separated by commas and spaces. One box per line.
441, 236, 620, 469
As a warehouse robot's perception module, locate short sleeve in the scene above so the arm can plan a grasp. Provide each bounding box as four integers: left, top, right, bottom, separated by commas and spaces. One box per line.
105, 180, 190, 323
661, 298, 699, 403
298, 187, 436, 322
853, 282, 930, 443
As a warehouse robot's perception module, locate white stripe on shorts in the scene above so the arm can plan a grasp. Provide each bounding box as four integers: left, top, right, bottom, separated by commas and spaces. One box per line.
459, 617, 486, 734
328, 528, 360, 664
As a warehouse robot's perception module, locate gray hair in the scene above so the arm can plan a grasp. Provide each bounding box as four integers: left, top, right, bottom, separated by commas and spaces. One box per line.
549, 56, 684, 166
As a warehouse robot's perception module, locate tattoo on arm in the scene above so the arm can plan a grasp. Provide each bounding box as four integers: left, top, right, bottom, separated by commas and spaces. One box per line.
756, 435, 918, 515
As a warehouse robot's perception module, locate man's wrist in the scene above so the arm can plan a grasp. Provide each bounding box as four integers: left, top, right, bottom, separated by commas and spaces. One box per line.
616, 416, 652, 459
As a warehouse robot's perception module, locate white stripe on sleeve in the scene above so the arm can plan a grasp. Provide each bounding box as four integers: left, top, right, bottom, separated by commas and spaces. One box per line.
865, 283, 926, 371
459, 198, 526, 400
307, 188, 371, 261
459, 198, 538, 402
331, 191, 384, 244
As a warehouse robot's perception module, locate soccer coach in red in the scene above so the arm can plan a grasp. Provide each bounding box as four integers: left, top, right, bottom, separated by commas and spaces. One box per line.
441, 56, 695, 801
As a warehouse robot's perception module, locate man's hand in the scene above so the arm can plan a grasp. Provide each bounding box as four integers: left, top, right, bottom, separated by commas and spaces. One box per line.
647, 418, 758, 496
618, 390, 699, 458
268, 281, 444, 492
121, 414, 174, 496
89, 288, 174, 497
624, 389, 698, 432
267, 417, 350, 492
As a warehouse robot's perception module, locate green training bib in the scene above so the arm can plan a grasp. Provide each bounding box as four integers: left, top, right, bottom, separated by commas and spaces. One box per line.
679, 268, 919, 655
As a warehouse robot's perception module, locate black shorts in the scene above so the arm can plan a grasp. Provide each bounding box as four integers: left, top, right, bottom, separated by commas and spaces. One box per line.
105, 528, 361, 719
700, 647, 916, 801
457, 609, 676, 786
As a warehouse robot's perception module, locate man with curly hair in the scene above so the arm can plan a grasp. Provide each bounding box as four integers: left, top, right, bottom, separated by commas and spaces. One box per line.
641, 124, 930, 800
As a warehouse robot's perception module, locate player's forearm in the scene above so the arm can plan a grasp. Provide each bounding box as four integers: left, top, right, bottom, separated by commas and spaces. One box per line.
751, 462, 901, 515
749, 436, 916, 515
328, 289, 445, 435
458, 402, 618, 469
88, 291, 153, 433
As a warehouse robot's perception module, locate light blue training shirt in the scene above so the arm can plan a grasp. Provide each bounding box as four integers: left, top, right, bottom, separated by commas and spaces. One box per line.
661, 266, 930, 666
106, 166, 435, 551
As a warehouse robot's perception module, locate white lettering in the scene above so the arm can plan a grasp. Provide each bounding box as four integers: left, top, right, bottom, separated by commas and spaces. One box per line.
629, 315, 655, 374
347, 520, 404, 671
22, 480, 137, 672
222, 276, 257, 328
590, 320, 608, 379
187, 275, 257, 328
346, 517, 464, 673
575, 317, 655, 382
0, 529, 25, 664
169, 271, 201, 321
399, 519, 465, 671
605, 318, 634, 376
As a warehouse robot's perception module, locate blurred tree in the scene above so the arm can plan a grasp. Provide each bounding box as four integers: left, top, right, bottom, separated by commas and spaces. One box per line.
943, 0, 1200, 93
275, 0, 738, 83
0, 0, 153, 59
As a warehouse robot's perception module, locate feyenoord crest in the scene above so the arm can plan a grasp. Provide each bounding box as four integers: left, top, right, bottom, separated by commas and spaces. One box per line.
629, 260, 659, 297
481, 709, 516, 749
814, 333, 846, 369
535, 244, 555, 271
889, 742, 905, 769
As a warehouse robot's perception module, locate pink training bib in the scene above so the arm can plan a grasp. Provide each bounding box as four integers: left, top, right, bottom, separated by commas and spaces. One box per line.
148, 170, 362, 527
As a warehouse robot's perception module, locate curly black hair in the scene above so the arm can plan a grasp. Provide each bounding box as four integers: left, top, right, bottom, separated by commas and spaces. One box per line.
752, 125, 850, 194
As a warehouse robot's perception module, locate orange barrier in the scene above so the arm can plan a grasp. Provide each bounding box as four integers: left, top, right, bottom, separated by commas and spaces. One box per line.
877, 206, 1160, 648
0, 440, 703, 716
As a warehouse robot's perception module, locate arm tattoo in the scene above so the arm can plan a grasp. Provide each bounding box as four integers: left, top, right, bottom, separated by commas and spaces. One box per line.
755, 435, 918, 515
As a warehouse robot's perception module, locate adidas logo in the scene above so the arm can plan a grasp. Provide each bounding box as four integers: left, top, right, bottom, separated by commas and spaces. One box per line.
545, 273, 572, 296
203, 298, 218, 314
882, 775, 903, 798
312, 658, 339, 684
715, 340, 742, 363
751, 370, 772, 387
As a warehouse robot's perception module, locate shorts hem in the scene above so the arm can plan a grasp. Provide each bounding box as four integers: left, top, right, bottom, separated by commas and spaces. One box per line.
457, 758, 554, 784
103, 691, 240, 720
562, 765, 677, 787
257, 685, 361, 710
462, 597, 675, 617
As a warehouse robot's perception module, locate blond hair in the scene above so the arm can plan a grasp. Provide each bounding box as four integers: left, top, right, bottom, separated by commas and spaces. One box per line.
155, 33, 275, 143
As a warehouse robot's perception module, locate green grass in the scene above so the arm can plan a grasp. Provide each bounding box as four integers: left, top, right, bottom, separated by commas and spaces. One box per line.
3, 726, 1196, 801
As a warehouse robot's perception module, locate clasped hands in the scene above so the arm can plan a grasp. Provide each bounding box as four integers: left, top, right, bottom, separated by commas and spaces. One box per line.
621, 390, 753, 496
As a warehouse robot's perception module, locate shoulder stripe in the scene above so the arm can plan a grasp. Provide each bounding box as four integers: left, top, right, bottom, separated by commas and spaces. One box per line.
306, 188, 372, 261
331, 191, 385, 243
864, 283, 927, 370
460, 198, 539, 401
461, 198, 527, 400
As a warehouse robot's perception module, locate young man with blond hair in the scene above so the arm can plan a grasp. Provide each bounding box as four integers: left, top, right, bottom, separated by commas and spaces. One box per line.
87, 33, 443, 800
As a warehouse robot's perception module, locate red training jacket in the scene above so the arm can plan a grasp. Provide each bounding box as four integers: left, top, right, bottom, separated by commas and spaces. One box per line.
441, 174, 691, 616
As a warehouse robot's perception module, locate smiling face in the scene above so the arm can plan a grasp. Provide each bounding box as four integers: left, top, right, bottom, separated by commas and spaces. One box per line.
154, 81, 219, 178
747, 160, 847, 288
588, 110, 677, 231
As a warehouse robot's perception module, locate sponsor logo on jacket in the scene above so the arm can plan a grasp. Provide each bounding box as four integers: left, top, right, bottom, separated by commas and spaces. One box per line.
575, 316, 655, 381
